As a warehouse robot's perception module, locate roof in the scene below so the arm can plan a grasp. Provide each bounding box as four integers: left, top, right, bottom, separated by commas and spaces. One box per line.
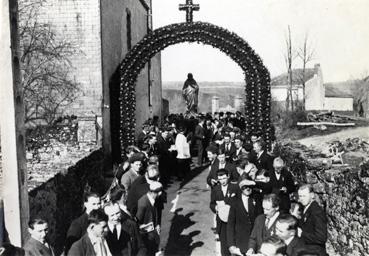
324, 82, 354, 98
271, 68, 316, 86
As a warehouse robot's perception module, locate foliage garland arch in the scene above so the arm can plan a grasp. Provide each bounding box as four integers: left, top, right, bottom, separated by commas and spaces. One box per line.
117, 21, 271, 158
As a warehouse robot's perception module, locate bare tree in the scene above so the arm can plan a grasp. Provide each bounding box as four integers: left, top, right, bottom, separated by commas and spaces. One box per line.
352, 71, 369, 117
19, 0, 80, 125
297, 32, 315, 110
284, 25, 296, 111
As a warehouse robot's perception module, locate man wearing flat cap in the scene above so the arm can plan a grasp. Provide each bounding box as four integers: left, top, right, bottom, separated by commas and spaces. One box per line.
227, 179, 262, 256
136, 182, 163, 256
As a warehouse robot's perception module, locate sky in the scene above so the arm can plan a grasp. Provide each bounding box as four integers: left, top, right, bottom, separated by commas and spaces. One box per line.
152, 0, 369, 83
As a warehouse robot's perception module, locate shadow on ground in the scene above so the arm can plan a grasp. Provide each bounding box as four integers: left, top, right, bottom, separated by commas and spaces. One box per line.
179, 164, 209, 189
164, 208, 204, 256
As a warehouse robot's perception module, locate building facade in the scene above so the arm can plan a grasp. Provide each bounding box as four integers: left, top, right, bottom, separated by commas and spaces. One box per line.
27, 0, 162, 140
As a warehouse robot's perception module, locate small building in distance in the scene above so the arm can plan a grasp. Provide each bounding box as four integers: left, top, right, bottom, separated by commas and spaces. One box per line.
271, 64, 353, 111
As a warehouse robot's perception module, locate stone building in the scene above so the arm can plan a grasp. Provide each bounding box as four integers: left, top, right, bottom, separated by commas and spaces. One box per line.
30, 0, 162, 139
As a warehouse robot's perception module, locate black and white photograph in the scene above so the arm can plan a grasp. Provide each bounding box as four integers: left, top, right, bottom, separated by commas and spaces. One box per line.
1, 0, 369, 255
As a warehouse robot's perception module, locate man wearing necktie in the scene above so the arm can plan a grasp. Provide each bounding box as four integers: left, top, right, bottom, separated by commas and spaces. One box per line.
104, 203, 132, 256
221, 134, 236, 161
297, 184, 328, 256
227, 179, 262, 255
68, 209, 112, 256
246, 194, 281, 255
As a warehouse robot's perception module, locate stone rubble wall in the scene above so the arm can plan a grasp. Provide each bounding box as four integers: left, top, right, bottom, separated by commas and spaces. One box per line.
277, 142, 369, 256
26, 122, 105, 255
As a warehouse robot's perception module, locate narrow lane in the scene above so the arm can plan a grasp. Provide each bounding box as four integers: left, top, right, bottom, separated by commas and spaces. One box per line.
160, 160, 219, 256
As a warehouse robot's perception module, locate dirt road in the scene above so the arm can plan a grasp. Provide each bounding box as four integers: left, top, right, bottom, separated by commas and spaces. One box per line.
297, 126, 369, 152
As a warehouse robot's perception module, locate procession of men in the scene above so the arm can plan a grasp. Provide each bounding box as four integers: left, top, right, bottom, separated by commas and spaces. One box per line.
15, 106, 327, 256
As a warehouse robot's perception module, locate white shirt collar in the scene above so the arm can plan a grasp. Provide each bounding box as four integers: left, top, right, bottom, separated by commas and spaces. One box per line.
266, 211, 280, 229
108, 222, 121, 239
147, 193, 156, 206
257, 150, 264, 158
221, 184, 228, 196
303, 201, 313, 214
285, 236, 295, 245
87, 231, 112, 256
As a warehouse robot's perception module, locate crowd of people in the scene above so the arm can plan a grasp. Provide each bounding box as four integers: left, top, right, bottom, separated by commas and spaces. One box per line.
3, 111, 328, 256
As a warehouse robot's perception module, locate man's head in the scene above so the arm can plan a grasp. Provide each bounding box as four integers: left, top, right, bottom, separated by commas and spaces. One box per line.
148, 155, 159, 166
239, 179, 254, 196
160, 128, 169, 140
223, 134, 231, 145
87, 209, 109, 238
234, 136, 243, 149
148, 181, 163, 200
298, 184, 315, 207
259, 236, 287, 256
104, 203, 122, 226
263, 193, 280, 219
146, 164, 160, 182
142, 124, 150, 133
253, 140, 265, 154
147, 135, 157, 145
217, 149, 226, 164
83, 192, 101, 214
28, 218, 48, 243
129, 153, 143, 172
109, 186, 127, 205
217, 168, 229, 186
125, 145, 139, 158
273, 157, 285, 174
275, 214, 298, 241
206, 145, 218, 162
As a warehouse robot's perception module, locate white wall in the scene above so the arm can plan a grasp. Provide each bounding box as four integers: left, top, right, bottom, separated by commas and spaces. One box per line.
271, 85, 303, 102
324, 97, 353, 111
305, 66, 324, 110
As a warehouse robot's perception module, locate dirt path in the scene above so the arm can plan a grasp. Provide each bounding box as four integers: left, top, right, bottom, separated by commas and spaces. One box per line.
297, 126, 369, 153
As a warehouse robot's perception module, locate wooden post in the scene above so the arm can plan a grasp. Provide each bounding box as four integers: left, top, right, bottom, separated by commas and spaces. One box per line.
0, 0, 29, 246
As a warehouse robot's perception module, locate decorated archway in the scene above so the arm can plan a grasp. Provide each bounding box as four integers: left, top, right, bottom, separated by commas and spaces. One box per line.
115, 21, 271, 158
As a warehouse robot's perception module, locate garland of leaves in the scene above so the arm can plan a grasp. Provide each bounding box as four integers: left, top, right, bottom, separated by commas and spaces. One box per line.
118, 21, 271, 157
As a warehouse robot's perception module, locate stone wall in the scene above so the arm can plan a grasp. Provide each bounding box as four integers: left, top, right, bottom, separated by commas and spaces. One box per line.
28, 149, 106, 255
24, 121, 104, 254
277, 142, 369, 256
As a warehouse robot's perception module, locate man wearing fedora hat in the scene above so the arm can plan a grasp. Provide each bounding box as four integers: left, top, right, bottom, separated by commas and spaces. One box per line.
227, 179, 262, 256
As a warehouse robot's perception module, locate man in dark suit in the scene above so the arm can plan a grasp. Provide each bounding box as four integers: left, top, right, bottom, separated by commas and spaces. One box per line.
104, 203, 131, 256
210, 169, 239, 256
297, 184, 328, 256
126, 164, 166, 225
270, 157, 296, 213
232, 135, 247, 164
65, 192, 101, 254
194, 117, 206, 166
275, 214, 306, 256
156, 126, 173, 182
227, 179, 262, 255
136, 124, 150, 150
207, 149, 239, 188
253, 140, 274, 172
24, 218, 54, 256
220, 134, 237, 161
136, 182, 163, 256
68, 209, 111, 256
247, 193, 281, 255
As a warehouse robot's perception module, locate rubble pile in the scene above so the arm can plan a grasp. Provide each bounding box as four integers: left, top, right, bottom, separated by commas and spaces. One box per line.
306, 111, 357, 123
